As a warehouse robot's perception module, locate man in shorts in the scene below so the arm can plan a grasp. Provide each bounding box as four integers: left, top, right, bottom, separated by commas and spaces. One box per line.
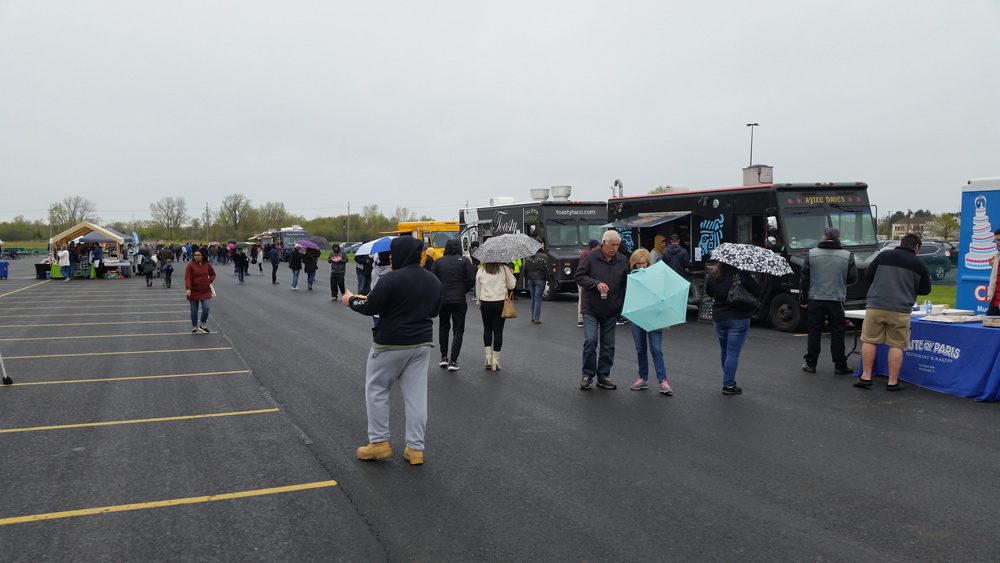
856, 232, 931, 391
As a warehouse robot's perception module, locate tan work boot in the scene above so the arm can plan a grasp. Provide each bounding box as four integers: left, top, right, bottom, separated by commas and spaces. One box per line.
356, 441, 392, 461
484, 346, 493, 370
491, 351, 501, 371
403, 447, 424, 465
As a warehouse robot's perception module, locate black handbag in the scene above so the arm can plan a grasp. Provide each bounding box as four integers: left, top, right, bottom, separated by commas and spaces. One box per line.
728, 273, 761, 310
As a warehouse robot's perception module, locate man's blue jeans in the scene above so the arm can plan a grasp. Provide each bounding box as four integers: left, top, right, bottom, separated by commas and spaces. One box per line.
291, 269, 300, 288
631, 324, 666, 383
582, 314, 617, 378
527, 279, 545, 321
713, 318, 750, 387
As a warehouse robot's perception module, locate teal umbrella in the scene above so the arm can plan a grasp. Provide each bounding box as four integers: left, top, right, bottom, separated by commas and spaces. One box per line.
622, 261, 691, 331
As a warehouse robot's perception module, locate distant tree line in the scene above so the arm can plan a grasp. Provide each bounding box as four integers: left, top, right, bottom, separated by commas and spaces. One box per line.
0, 195, 434, 243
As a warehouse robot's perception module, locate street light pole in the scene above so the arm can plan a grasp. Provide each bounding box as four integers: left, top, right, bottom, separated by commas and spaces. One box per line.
746, 122, 759, 167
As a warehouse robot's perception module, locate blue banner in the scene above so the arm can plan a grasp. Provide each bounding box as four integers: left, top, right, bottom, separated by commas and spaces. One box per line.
864, 318, 1000, 401
957, 186, 1000, 312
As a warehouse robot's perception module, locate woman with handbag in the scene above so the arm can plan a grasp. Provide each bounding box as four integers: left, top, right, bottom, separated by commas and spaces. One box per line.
475, 262, 516, 371
705, 261, 760, 395
185, 248, 217, 334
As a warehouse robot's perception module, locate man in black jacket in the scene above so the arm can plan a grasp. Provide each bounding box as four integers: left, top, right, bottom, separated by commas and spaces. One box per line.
856, 232, 931, 391
575, 230, 629, 390
328, 243, 348, 301
342, 236, 442, 465
800, 227, 859, 374
431, 239, 476, 370
267, 245, 280, 284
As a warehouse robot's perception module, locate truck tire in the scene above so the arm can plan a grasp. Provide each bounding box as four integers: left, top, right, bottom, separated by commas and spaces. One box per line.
933, 265, 947, 280
769, 292, 804, 332
542, 281, 555, 301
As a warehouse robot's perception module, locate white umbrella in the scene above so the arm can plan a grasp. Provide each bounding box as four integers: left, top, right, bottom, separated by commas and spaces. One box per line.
473, 233, 543, 263
355, 236, 396, 256
710, 242, 793, 276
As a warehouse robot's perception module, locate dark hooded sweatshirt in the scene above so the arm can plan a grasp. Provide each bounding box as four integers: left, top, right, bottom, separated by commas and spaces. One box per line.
349, 237, 442, 346
431, 238, 476, 304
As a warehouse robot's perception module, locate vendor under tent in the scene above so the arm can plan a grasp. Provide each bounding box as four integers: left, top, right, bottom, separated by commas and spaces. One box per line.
47, 221, 129, 279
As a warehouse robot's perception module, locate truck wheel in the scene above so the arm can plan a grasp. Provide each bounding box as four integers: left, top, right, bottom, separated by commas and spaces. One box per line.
769, 293, 804, 332
542, 281, 555, 301
933, 265, 946, 280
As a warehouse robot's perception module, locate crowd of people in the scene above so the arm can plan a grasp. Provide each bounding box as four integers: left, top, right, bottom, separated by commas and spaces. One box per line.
88, 225, 933, 466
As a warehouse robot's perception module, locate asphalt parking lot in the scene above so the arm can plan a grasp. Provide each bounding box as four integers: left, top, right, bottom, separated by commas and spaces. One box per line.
0, 261, 382, 561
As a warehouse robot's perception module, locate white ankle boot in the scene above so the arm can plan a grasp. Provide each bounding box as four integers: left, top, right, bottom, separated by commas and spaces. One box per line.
484, 346, 493, 370
491, 351, 501, 371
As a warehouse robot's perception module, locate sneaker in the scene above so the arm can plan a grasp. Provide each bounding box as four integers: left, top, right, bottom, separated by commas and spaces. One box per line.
191, 328, 199, 334
577, 321, 584, 328
448, 362, 460, 372
616, 319, 627, 326
659, 381, 673, 395
403, 447, 424, 465
596, 378, 617, 390
834, 366, 855, 375
630, 378, 648, 391
356, 441, 392, 461
722, 385, 742, 395
853, 378, 873, 389
198, 325, 210, 333
439, 357, 449, 368
580, 376, 594, 390
291, 286, 298, 291
801, 363, 817, 373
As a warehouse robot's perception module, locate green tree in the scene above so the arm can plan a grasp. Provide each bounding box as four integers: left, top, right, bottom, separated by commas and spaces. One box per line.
927, 213, 959, 241
216, 193, 253, 238
150, 197, 188, 241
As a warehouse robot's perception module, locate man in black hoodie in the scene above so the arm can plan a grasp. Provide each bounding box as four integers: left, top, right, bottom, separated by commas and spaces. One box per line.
328, 243, 348, 301
431, 238, 476, 370
342, 237, 442, 465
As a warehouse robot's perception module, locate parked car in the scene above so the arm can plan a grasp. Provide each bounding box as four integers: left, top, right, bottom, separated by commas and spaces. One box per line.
877, 240, 951, 280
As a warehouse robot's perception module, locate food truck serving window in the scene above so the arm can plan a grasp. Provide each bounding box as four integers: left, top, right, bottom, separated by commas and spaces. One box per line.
431, 231, 458, 248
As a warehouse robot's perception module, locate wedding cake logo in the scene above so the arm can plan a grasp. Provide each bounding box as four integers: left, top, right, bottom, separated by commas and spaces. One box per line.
965, 195, 996, 270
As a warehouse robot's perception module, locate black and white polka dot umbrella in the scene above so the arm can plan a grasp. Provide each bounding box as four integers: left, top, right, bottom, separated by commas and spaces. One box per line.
710, 242, 793, 276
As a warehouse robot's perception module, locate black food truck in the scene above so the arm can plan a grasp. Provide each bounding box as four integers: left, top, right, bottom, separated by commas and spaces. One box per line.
459, 187, 608, 299
607, 182, 879, 331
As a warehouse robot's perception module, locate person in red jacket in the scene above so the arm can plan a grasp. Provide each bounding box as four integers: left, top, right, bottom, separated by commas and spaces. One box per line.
185, 248, 217, 333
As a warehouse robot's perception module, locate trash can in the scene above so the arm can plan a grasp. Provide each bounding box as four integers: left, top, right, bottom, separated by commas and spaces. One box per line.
0, 260, 7, 280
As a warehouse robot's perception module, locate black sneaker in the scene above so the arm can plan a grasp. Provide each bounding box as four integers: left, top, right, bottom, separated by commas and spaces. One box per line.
801, 363, 817, 373
439, 357, 449, 368
834, 366, 855, 375
191, 328, 199, 334
448, 362, 460, 372
853, 378, 873, 389
198, 325, 210, 333
722, 385, 742, 395
580, 376, 594, 390
576, 321, 584, 328
596, 378, 617, 390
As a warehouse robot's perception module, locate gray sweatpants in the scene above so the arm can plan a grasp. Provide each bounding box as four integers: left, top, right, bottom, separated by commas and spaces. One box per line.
365, 346, 431, 450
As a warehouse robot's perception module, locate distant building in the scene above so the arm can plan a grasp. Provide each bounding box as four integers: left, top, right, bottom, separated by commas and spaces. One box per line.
890, 220, 929, 239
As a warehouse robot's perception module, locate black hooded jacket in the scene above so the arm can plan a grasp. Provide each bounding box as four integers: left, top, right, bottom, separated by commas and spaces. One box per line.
431, 239, 476, 304
349, 237, 442, 346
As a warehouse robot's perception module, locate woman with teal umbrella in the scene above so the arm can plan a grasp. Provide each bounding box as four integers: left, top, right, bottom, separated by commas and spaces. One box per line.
627, 249, 673, 395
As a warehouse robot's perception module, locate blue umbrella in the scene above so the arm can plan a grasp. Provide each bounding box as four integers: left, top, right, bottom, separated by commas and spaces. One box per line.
622, 261, 691, 331
354, 236, 396, 256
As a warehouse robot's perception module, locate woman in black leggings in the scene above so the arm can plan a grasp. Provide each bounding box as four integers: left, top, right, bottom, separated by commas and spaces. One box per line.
475, 262, 516, 371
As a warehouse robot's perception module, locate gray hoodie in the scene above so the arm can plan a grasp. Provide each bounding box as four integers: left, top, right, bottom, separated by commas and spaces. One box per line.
328, 247, 348, 275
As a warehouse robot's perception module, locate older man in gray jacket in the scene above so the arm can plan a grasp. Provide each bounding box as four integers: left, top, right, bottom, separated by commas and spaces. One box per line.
800, 227, 858, 374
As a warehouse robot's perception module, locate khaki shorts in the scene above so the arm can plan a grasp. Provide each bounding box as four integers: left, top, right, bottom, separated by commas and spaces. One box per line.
860, 308, 911, 350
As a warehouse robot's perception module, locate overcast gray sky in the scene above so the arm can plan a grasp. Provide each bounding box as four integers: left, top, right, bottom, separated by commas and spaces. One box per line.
1, 0, 998, 223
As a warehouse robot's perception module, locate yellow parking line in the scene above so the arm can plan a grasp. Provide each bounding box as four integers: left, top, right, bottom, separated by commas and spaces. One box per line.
0, 480, 337, 526
0, 320, 191, 328
0, 332, 209, 342
4, 347, 232, 360
0, 408, 278, 434
0, 312, 188, 318
0, 280, 50, 299
1, 298, 186, 304
3, 370, 251, 387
